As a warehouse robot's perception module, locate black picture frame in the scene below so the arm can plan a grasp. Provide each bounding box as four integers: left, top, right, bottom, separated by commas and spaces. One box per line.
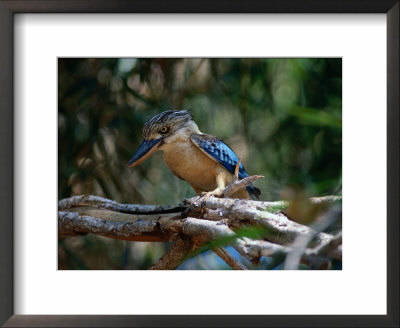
0, 1, 398, 327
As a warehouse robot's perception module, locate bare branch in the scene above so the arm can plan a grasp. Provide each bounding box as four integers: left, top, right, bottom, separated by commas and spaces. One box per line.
182, 217, 235, 239
212, 246, 248, 270
310, 195, 342, 204
149, 233, 194, 270
58, 194, 342, 269
58, 194, 185, 214
284, 205, 341, 269
222, 175, 264, 198
58, 208, 182, 242
184, 196, 339, 247
239, 235, 342, 266
309, 232, 342, 260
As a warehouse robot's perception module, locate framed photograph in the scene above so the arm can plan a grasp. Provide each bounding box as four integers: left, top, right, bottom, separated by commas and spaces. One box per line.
1, 1, 398, 327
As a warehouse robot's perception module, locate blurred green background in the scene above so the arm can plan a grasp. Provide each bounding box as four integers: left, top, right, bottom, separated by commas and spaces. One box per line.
58, 58, 342, 270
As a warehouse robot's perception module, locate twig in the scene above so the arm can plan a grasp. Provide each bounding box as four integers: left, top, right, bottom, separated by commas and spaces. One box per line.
283, 205, 341, 269
309, 232, 342, 260
222, 175, 264, 198
213, 246, 248, 270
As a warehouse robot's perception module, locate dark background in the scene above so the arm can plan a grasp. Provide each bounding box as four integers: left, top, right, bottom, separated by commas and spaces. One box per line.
58, 58, 342, 269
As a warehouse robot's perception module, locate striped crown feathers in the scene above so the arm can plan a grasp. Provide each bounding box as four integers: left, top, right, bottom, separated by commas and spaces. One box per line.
142, 110, 193, 140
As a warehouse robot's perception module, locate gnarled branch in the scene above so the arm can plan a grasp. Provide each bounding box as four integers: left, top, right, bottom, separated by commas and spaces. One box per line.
58, 191, 341, 270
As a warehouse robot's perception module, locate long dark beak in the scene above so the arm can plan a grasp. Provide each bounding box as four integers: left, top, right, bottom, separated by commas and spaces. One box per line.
127, 138, 163, 168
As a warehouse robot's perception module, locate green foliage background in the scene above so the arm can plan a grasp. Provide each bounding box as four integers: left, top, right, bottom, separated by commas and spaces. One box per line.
58, 58, 342, 269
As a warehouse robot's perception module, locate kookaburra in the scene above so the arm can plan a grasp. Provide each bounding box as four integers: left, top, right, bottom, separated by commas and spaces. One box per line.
128, 110, 260, 199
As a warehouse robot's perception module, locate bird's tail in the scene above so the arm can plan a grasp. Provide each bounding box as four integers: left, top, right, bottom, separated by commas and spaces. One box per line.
246, 185, 261, 200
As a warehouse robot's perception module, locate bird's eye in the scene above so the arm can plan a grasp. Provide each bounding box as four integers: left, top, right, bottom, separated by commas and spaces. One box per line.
159, 127, 169, 134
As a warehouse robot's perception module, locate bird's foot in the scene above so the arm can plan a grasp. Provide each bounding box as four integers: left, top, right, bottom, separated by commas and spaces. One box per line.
201, 187, 224, 199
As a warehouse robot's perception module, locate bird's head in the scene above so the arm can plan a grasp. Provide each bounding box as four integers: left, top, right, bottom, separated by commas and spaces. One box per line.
127, 110, 198, 167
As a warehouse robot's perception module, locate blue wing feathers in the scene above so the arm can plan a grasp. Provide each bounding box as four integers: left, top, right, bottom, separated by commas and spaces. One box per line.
191, 134, 248, 178
191, 134, 261, 199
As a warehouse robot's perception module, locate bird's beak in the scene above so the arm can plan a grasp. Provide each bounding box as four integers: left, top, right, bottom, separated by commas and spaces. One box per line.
127, 138, 163, 168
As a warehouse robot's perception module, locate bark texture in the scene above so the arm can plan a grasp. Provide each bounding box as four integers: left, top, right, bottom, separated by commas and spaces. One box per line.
59, 192, 342, 270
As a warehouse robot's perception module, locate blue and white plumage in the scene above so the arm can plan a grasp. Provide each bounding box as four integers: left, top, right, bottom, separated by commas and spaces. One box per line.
128, 110, 261, 200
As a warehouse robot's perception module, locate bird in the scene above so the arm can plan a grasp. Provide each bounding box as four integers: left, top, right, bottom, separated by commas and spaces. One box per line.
127, 110, 261, 200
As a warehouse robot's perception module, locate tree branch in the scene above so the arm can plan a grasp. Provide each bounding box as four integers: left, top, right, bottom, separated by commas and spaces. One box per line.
149, 233, 194, 270
222, 175, 264, 198
184, 196, 337, 247
283, 205, 341, 269
58, 193, 341, 269
212, 246, 248, 270
58, 208, 182, 242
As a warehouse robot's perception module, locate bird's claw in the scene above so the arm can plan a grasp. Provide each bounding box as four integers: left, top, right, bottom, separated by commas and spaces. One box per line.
200, 188, 224, 199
